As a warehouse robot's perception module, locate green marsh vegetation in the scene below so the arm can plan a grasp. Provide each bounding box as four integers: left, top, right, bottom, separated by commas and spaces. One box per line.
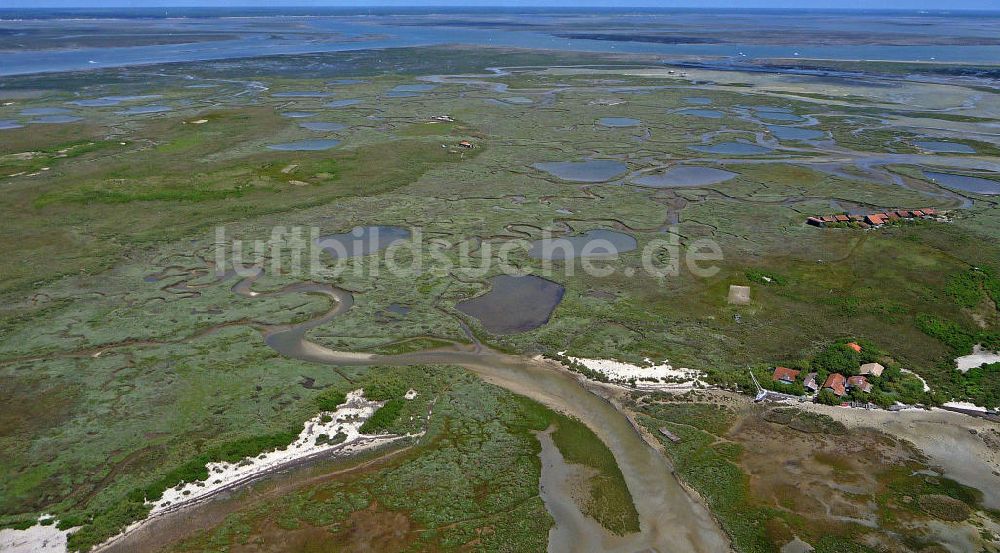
167, 373, 636, 552
2, 49, 999, 550
636, 398, 1000, 553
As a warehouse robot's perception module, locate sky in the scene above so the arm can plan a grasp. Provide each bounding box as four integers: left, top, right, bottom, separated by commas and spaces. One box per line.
4, 0, 999, 10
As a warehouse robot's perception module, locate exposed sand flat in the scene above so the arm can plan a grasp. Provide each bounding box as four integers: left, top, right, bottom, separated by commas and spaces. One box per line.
151, 390, 406, 516
955, 344, 1000, 373
0, 518, 73, 553
94, 390, 414, 552
558, 352, 707, 390
801, 403, 1000, 510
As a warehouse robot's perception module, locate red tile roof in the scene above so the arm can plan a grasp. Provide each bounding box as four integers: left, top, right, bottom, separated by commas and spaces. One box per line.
835, 215, 850, 222
847, 375, 872, 393
823, 373, 847, 396
912, 210, 924, 217
772, 366, 801, 383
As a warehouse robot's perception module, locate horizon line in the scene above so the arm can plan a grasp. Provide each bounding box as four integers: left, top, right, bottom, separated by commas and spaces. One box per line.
4, 5, 1000, 11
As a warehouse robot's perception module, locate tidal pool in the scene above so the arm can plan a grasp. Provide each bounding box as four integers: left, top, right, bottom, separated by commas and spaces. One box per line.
267, 139, 341, 151
533, 160, 628, 182
387, 303, 411, 316
271, 91, 332, 98
690, 142, 772, 155
19, 107, 71, 116
281, 111, 317, 118
315, 225, 410, 258
325, 99, 361, 108
386, 84, 436, 97
456, 274, 565, 334
528, 229, 637, 260
756, 111, 804, 122
118, 105, 172, 115
0, 120, 23, 130
924, 171, 1000, 195
69, 95, 162, 106
914, 141, 975, 154
632, 166, 737, 188
299, 122, 346, 132
499, 96, 533, 105
31, 115, 83, 124
767, 125, 825, 141
684, 96, 712, 105
677, 108, 723, 119
328, 79, 366, 85
598, 117, 641, 128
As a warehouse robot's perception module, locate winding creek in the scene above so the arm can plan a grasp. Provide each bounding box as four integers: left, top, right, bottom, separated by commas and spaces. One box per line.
114, 269, 731, 552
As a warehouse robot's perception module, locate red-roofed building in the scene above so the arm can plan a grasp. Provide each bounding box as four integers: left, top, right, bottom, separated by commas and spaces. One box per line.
846, 342, 862, 353
823, 373, 847, 396
924, 208, 937, 215
896, 210, 911, 218
772, 366, 800, 384
866, 214, 886, 225
835, 215, 850, 223
912, 210, 924, 217
847, 375, 872, 393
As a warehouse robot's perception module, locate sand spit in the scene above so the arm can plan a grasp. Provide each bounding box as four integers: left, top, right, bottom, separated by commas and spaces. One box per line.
94, 390, 412, 552
558, 352, 707, 390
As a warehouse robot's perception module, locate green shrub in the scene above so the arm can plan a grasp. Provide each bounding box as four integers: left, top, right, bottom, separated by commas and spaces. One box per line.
359, 399, 404, 434
315, 388, 348, 411
816, 389, 842, 405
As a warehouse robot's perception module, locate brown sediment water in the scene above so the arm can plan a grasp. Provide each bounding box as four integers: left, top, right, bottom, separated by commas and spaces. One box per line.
242, 272, 732, 553
105, 271, 730, 552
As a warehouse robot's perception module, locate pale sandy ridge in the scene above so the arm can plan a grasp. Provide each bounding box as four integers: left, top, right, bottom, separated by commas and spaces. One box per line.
91, 389, 418, 553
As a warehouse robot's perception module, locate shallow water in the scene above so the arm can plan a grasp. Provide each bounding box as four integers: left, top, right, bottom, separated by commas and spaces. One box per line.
387, 83, 436, 96
240, 272, 731, 553
757, 111, 805, 122
281, 111, 317, 118
533, 160, 628, 182
19, 107, 71, 116
632, 166, 737, 188
598, 117, 641, 128
677, 108, 723, 119
267, 139, 341, 151
0, 120, 24, 130
499, 96, 533, 104
271, 91, 333, 97
767, 125, 825, 141
118, 105, 172, 115
386, 303, 411, 316
924, 171, 1000, 195
690, 142, 772, 155
69, 95, 162, 106
683, 96, 712, 105
455, 274, 565, 334
315, 225, 410, 258
325, 99, 362, 108
914, 141, 975, 154
30, 115, 83, 124
528, 229, 637, 260
299, 121, 346, 131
